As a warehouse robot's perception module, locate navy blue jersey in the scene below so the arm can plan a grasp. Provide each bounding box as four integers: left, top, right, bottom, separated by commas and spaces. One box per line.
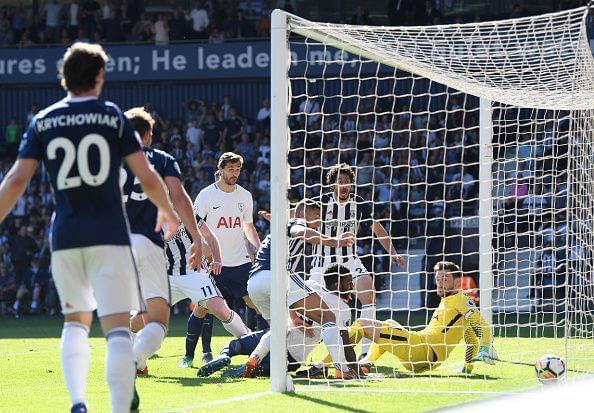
122, 147, 181, 247
249, 218, 307, 276
18, 97, 142, 251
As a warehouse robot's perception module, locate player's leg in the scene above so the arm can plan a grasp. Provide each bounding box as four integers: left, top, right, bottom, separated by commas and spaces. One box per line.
350, 259, 376, 358
51, 249, 95, 411
130, 235, 170, 374
200, 312, 214, 362
205, 296, 250, 337
246, 269, 272, 323
243, 329, 271, 377
181, 305, 207, 367
289, 282, 348, 374
197, 329, 268, 377
86, 246, 142, 413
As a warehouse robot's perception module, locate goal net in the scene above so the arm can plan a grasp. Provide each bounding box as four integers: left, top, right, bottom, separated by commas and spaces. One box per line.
269, 6, 594, 394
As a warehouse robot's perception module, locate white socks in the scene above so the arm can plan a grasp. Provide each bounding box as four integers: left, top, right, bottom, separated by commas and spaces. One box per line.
321, 322, 348, 372
133, 322, 167, 370
61, 322, 91, 407
105, 328, 135, 413
249, 330, 271, 362
360, 304, 376, 356
222, 311, 250, 338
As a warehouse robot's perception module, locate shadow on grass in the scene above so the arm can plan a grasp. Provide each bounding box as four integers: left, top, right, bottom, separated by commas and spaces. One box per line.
286, 392, 371, 413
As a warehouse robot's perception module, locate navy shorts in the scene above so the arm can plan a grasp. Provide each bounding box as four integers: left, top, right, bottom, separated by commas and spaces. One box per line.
214, 262, 251, 301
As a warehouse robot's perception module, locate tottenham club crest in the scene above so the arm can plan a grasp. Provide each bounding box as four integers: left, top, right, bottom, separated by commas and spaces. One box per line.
238, 202, 245, 212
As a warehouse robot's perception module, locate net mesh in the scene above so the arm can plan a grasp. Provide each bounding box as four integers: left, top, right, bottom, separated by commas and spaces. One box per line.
278, 6, 594, 392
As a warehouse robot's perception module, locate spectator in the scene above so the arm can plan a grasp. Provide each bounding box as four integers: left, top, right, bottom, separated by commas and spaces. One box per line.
256, 98, 271, 132
255, 10, 270, 37
102, 9, 125, 42
10, 3, 27, 43
186, 119, 202, 154
299, 97, 321, 126
44, 0, 63, 43
154, 14, 169, 45
351, 6, 372, 25
66, 0, 80, 40
134, 12, 154, 42
73, 28, 90, 43
200, 113, 223, 151
235, 133, 257, 172
169, 7, 189, 41
232, 8, 256, 39
82, 0, 101, 40
0, 263, 16, 316
223, 107, 244, 142
0, 15, 14, 46
186, 1, 210, 40
5, 118, 21, 159
12, 256, 50, 315
120, 0, 139, 40
208, 26, 225, 43
9, 226, 38, 285
257, 135, 271, 165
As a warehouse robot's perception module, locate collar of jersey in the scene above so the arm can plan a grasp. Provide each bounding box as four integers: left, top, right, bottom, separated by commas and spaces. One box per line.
64, 96, 99, 103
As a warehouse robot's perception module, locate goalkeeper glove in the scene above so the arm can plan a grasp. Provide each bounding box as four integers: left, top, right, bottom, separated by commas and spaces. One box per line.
471, 345, 496, 365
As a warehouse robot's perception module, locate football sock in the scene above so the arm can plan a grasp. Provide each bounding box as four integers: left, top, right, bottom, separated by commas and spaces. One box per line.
360, 304, 376, 356
105, 328, 135, 413
133, 322, 167, 370
201, 313, 213, 353
222, 310, 250, 337
348, 321, 366, 344
249, 330, 271, 361
321, 322, 348, 372
185, 313, 204, 359
61, 322, 90, 407
246, 306, 257, 331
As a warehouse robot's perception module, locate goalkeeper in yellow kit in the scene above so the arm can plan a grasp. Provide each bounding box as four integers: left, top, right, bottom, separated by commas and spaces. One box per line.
348, 261, 496, 374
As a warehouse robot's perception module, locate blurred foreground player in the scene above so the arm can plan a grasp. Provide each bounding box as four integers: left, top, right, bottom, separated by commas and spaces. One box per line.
0, 43, 178, 413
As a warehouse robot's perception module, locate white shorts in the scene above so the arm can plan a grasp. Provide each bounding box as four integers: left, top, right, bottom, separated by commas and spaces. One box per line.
51, 245, 143, 317
169, 270, 222, 307
247, 269, 311, 320
310, 256, 370, 285
131, 234, 169, 303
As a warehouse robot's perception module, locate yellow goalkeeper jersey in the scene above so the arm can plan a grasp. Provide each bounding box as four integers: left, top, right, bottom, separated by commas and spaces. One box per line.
421, 292, 491, 368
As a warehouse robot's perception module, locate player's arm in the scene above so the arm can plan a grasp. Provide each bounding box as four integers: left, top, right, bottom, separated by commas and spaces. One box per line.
165, 175, 202, 269
0, 159, 39, 222
290, 224, 354, 248
197, 221, 222, 275
124, 151, 178, 238
243, 222, 260, 251
372, 220, 405, 267
465, 305, 495, 369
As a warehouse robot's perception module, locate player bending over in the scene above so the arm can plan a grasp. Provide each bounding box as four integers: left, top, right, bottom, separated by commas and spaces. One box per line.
198, 264, 355, 378
348, 261, 496, 374
247, 200, 359, 378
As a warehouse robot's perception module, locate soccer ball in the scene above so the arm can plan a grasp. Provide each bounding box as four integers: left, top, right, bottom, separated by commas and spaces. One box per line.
534, 354, 566, 384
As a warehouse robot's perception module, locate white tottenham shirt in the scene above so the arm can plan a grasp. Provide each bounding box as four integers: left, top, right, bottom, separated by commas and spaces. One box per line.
193, 182, 254, 267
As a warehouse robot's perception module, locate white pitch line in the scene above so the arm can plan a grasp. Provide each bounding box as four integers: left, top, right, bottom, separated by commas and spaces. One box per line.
154, 391, 271, 413
296, 387, 506, 395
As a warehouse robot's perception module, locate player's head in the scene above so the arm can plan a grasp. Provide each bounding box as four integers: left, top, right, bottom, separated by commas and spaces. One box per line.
433, 261, 462, 297
60, 42, 108, 96
217, 152, 243, 186
326, 163, 355, 202
124, 107, 154, 146
295, 199, 321, 228
323, 264, 353, 301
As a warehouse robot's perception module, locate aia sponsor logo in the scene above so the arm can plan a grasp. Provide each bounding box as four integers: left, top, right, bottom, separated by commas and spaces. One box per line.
216, 216, 241, 228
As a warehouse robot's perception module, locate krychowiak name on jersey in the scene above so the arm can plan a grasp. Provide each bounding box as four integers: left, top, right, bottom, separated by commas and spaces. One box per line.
311, 192, 374, 268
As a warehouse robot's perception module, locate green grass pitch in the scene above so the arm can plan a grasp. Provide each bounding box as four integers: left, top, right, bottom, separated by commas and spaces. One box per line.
1, 315, 592, 413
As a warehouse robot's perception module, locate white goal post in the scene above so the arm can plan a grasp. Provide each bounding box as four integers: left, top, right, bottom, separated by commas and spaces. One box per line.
270, 6, 594, 393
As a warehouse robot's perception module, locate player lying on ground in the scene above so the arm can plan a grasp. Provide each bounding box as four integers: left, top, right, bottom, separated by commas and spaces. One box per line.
345, 261, 495, 374
198, 264, 357, 378
307, 261, 496, 376
247, 200, 359, 377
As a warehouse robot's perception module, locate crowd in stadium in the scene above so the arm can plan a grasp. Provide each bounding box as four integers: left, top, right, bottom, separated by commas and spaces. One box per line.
0, 0, 586, 318
0, 0, 586, 48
